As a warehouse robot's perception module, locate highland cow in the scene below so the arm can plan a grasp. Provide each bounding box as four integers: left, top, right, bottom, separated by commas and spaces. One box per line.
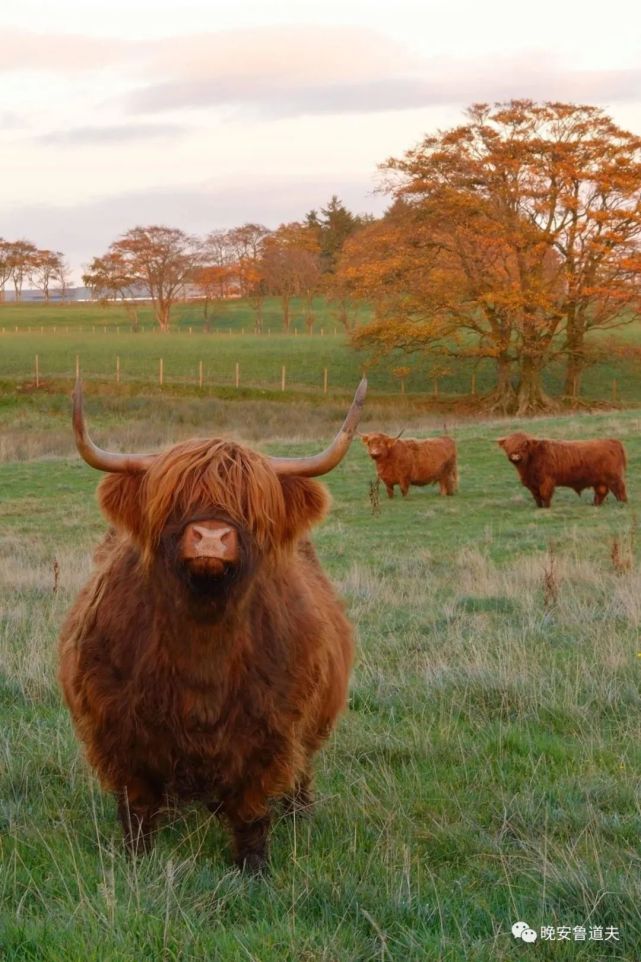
497, 432, 627, 508
360, 432, 458, 498
59, 379, 366, 872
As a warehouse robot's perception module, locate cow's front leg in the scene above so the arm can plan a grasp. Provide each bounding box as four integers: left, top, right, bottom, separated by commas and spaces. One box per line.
538, 479, 555, 508
226, 807, 271, 873
117, 781, 162, 856
281, 770, 314, 816
385, 484, 395, 499
528, 486, 544, 507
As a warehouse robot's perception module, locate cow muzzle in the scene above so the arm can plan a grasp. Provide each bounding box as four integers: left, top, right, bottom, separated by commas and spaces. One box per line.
509, 454, 522, 462
180, 520, 239, 576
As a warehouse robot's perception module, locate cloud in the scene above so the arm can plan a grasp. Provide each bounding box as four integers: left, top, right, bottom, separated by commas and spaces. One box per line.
126, 37, 641, 119
0, 28, 128, 72
36, 123, 187, 146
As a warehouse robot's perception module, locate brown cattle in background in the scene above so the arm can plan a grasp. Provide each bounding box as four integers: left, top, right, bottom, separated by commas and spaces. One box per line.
59, 379, 366, 873
497, 432, 627, 508
361, 432, 458, 498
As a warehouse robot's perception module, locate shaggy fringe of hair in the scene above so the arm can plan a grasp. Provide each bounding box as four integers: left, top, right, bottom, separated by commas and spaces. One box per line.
140, 440, 287, 561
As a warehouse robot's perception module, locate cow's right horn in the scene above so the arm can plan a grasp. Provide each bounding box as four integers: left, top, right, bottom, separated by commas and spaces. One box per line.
72, 379, 156, 473
268, 378, 367, 477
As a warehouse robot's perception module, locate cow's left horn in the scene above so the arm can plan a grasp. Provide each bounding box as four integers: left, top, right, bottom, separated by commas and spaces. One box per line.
268, 378, 367, 477
72, 379, 157, 473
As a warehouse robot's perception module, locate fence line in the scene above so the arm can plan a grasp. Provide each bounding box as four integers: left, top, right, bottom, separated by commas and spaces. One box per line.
11, 354, 560, 403
0, 325, 348, 337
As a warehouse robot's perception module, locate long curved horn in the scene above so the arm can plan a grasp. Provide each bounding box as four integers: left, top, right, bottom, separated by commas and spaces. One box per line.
72, 379, 157, 473
394, 429, 405, 440
268, 378, 367, 477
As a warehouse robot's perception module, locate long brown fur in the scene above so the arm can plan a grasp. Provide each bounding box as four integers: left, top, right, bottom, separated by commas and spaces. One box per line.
361, 433, 458, 498
497, 432, 628, 508
59, 439, 354, 871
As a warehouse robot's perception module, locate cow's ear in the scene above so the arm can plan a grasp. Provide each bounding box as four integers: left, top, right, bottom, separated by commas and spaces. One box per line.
97, 473, 145, 538
497, 437, 507, 449
359, 433, 369, 443
278, 475, 330, 542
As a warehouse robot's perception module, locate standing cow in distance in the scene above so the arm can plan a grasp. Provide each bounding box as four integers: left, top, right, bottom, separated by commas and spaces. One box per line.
497, 432, 627, 508
59, 379, 367, 873
360, 431, 458, 498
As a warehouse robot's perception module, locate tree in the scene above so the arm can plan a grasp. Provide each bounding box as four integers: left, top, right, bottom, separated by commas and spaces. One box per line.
348, 101, 641, 413
305, 196, 367, 274
228, 224, 271, 332
0, 240, 13, 301
194, 230, 238, 329
89, 226, 201, 332
83, 251, 142, 328
6, 240, 38, 302
30, 249, 65, 303
261, 223, 320, 331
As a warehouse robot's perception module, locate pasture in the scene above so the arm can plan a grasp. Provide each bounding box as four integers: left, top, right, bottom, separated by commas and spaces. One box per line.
2, 299, 641, 403
1, 379, 641, 960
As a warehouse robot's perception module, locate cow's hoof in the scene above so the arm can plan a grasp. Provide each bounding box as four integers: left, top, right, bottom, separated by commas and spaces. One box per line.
236, 851, 269, 876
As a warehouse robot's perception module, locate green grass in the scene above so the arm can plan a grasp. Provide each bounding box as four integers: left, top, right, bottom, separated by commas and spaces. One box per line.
2, 398, 641, 959
3, 299, 641, 402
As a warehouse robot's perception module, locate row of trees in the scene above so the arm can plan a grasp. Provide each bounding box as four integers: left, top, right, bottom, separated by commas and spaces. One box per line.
82, 198, 370, 334
0, 241, 70, 303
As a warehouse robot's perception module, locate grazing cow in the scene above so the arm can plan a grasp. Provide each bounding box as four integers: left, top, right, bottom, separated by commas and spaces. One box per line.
360, 432, 458, 498
497, 432, 627, 508
59, 379, 366, 872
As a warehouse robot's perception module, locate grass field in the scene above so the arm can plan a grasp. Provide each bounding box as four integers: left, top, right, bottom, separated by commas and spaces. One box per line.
2, 383, 641, 959
2, 299, 641, 403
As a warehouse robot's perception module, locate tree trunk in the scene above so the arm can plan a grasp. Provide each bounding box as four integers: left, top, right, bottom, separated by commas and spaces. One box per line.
563, 328, 585, 400
484, 354, 515, 412
254, 299, 263, 334
157, 301, 171, 332
515, 355, 555, 416
281, 294, 290, 331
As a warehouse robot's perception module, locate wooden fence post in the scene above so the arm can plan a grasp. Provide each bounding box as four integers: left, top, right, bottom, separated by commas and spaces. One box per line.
159, 358, 164, 386
198, 360, 203, 388
281, 365, 286, 392
235, 362, 240, 388
323, 368, 328, 394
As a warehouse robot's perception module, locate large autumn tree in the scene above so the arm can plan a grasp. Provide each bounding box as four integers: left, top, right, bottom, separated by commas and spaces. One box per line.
345, 101, 641, 413
87, 226, 201, 331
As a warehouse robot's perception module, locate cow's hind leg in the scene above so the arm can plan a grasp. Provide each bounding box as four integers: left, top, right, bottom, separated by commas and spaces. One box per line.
611, 479, 627, 503
400, 481, 410, 497
594, 484, 609, 506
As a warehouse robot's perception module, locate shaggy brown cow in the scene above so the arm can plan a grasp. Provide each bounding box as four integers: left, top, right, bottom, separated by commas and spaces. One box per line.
59, 379, 366, 872
360, 432, 458, 498
497, 432, 627, 508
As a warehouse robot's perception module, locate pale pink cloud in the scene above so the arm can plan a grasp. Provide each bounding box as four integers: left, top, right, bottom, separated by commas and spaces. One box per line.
0, 28, 128, 72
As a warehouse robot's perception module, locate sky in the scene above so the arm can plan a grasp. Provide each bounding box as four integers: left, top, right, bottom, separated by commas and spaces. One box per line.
1, 0, 641, 281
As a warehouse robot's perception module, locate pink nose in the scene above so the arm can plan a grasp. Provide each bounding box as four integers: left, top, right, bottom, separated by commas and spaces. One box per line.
180, 521, 239, 564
